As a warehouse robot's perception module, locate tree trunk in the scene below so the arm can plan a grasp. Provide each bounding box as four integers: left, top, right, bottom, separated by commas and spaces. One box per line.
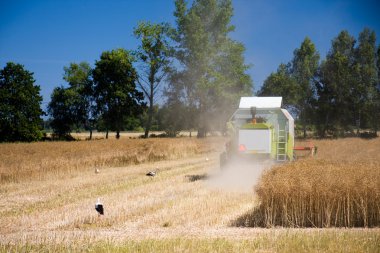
303, 124, 307, 138
116, 130, 120, 139
356, 111, 361, 136
300, 103, 308, 138
89, 128, 93, 140
197, 128, 206, 138
322, 112, 329, 138
197, 104, 206, 138
302, 112, 307, 139
106, 129, 109, 139
144, 97, 154, 138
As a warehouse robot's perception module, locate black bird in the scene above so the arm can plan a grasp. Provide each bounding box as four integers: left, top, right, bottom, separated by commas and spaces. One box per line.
95, 198, 104, 216
146, 168, 158, 177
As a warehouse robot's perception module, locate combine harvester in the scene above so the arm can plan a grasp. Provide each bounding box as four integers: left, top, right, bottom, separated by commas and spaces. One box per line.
220, 96, 315, 168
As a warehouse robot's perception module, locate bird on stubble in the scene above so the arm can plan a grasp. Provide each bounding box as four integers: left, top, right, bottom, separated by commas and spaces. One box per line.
95, 198, 104, 216
146, 168, 159, 178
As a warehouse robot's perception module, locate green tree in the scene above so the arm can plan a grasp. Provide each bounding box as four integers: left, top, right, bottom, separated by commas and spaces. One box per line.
161, 83, 189, 137
0, 62, 44, 142
259, 38, 319, 138
48, 62, 94, 140
258, 63, 298, 109
63, 62, 96, 139
353, 28, 379, 134
377, 45, 380, 82
48, 86, 83, 139
134, 21, 173, 138
169, 0, 252, 137
291, 37, 320, 138
213, 40, 254, 132
315, 31, 356, 137
377, 44, 380, 106
93, 48, 145, 139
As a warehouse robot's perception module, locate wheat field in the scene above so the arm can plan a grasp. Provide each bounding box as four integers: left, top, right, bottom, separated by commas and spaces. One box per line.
241, 137, 380, 228
1, 137, 379, 252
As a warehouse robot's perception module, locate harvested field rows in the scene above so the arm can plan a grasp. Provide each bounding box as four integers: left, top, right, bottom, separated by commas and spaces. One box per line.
1, 137, 380, 252
0, 151, 257, 244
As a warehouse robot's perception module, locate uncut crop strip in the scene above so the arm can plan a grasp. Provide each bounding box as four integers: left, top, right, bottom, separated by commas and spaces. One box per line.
252, 159, 380, 228
244, 137, 380, 228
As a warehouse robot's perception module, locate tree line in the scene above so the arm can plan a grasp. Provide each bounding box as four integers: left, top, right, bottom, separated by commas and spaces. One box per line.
1, 0, 379, 142
259, 28, 380, 138
1, 0, 252, 142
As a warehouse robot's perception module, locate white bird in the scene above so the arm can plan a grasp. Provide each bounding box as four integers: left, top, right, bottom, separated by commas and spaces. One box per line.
95, 198, 104, 216
95, 168, 100, 174
146, 168, 159, 177
205, 157, 209, 161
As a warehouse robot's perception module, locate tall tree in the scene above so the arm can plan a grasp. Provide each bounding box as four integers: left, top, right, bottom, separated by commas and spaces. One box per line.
353, 28, 378, 133
376, 44, 380, 133
0, 62, 44, 142
93, 48, 145, 139
48, 86, 83, 139
258, 63, 298, 109
169, 0, 252, 137
213, 40, 253, 132
315, 31, 356, 137
291, 37, 320, 138
134, 21, 173, 138
48, 62, 94, 139
377, 45, 380, 82
63, 62, 96, 139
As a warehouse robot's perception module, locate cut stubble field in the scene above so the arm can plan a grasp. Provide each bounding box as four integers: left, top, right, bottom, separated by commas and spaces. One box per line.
0, 137, 379, 252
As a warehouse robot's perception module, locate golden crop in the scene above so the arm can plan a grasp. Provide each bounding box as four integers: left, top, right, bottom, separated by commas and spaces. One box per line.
251, 137, 380, 228
1, 136, 379, 251
0, 137, 221, 183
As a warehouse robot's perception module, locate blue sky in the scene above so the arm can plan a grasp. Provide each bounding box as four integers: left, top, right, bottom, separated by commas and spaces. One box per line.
1, 0, 380, 109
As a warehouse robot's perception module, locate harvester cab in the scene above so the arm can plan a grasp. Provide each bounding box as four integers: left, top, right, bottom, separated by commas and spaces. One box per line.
220, 96, 295, 168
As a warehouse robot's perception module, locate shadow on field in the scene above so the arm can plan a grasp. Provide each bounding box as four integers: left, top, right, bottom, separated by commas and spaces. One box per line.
185, 173, 209, 182
230, 207, 265, 227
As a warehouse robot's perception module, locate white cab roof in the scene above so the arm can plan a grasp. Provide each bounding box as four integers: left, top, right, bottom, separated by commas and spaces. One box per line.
239, 97, 282, 109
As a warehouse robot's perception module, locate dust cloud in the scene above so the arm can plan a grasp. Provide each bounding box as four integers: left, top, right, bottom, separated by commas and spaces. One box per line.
207, 157, 273, 192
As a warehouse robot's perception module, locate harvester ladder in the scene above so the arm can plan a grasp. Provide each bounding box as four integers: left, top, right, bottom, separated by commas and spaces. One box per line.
276, 125, 287, 161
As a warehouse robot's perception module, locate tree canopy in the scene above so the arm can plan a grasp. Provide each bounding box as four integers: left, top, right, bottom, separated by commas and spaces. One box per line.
93, 48, 145, 139
3, 3, 379, 141
48, 62, 94, 139
167, 0, 253, 137
258, 63, 297, 109
0, 62, 44, 142
260, 28, 380, 137
134, 21, 173, 138
48, 86, 83, 139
